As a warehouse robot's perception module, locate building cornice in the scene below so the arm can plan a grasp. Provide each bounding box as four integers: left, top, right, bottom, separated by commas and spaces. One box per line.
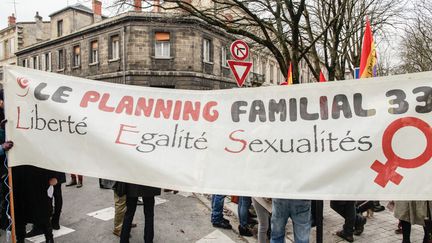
16, 12, 236, 55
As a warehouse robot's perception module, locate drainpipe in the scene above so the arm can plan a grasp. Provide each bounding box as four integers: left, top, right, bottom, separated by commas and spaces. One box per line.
123, 26, 126, 84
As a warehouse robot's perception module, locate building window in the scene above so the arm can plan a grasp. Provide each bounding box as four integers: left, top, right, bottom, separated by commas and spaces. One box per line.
57, 49, 64, 70
22, 59, 28, 67
277, 68, 281, 84
261, 60, 266, 76
42, 52, 51, 71
9, 38, 14, 55
73, 45, 81, 67
0, 41, 4, 60
253, 57, 258, 73
109, 35, 120, 60
221, 46, 228, 67
203, 38, 212, 63
32, 56, 39, 70
4, 40, 9, 58
155, 32, 170, 58
57, 20, 63, 37
270, 63, 274, 83
90, 40, 99, 64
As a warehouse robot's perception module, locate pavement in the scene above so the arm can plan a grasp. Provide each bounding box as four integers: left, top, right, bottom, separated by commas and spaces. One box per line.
0, 176, 427, 243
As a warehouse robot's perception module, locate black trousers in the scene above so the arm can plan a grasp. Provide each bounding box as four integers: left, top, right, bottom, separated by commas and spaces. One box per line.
330, 201, 361, 235
120, 196, 155, 243
401, 220, 431, 243
52, 183, 63, 225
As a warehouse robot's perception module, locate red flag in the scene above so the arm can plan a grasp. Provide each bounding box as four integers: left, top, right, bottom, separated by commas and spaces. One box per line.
359, 18, 377, 78
319, 71, 327, 82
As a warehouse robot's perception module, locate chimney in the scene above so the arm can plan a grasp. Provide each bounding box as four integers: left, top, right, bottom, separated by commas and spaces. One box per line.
8, 14, 16, 27
92, 0, 102, 22
152, 0, 160, 13
34, 11, 42, 22
134, 0, 142, 12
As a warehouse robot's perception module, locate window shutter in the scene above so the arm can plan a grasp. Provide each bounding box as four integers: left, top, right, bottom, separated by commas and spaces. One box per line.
41, 54, 46, 71
36, 56, 40, 70
48, 52, 52, 71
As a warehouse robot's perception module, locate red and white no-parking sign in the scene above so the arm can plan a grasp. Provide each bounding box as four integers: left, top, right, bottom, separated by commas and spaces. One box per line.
229, 40, 251, 87
230, 40, 249, 61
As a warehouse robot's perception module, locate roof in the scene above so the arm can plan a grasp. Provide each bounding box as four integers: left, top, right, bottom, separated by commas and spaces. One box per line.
49, 3, 93, 17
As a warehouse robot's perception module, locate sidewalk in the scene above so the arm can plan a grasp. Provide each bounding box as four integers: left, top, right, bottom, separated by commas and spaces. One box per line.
196, 195, 426, 243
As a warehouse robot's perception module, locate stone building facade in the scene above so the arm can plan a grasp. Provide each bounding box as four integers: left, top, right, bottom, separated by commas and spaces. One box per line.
0, 13, 50, 81
16, 2, 285, 89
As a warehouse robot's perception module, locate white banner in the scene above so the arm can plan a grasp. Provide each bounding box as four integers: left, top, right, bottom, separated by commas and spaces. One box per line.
4, 65, 432, 200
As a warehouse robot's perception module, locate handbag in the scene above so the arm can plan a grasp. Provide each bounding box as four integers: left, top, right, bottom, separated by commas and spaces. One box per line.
425, 201, 432, 243
114, 181, 127, 197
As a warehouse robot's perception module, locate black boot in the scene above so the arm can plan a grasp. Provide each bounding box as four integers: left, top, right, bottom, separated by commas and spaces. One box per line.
45, 235, 54, 243
238, 225, 253, 237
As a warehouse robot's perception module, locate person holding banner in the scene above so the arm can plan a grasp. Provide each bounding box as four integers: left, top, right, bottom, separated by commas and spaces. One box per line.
0, 128, 13, 231
330, 201, 367, 242
238, 196, 254, 236
120, 183, 161, 243
0, 89, 13, 233
252, 197, 271, 243
13, 165, 58, 243
394, 201, 432, 243
211, 195, 233, 229
271, 199, 311, 243
66, 174, 83, 188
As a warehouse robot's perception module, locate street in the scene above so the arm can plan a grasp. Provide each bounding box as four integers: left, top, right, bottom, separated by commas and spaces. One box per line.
0, 175, 429, 243
0, 176, 247, 243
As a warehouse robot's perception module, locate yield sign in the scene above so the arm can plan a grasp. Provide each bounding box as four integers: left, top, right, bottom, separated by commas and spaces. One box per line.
228, 60, 252, 87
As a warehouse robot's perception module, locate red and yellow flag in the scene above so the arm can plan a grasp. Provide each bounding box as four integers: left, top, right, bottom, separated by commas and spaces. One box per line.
280, 63, 293, 85
359, 18, 377, 78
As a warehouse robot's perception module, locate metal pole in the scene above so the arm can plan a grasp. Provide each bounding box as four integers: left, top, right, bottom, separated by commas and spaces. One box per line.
315, 200, 323, 243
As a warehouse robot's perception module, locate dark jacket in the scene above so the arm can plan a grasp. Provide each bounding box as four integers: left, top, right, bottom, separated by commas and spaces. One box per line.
126, 183, 160, 198
53, 171, 66, 184
13, 165, 57, 224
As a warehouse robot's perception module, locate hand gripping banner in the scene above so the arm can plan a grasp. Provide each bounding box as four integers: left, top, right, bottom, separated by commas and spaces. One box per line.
4, 65, 432, 200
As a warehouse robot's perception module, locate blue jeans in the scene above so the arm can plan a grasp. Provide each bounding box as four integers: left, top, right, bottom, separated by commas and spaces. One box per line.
211, 195, 226, 224
271, 199, 311, 243
238, 196, 252, 227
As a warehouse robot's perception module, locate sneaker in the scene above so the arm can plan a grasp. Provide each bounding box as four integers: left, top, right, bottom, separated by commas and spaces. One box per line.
354, 216, 367, 236
336, 230, 354, 242
238, 225, 253, 237
65, 180, 77, 187
76, 182, 83, 188
212, 220, 232, 229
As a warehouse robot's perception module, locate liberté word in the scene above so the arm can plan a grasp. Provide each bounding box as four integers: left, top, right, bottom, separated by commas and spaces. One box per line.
16, 104, 87, 135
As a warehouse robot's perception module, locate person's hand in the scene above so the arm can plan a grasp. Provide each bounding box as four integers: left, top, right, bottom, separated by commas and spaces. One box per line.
49, 178, 58, 186
2, 140, 13, 151
0, 119, 7, 129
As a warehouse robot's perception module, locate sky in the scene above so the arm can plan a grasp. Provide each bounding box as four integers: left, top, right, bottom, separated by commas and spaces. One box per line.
0, 0, 121, 29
